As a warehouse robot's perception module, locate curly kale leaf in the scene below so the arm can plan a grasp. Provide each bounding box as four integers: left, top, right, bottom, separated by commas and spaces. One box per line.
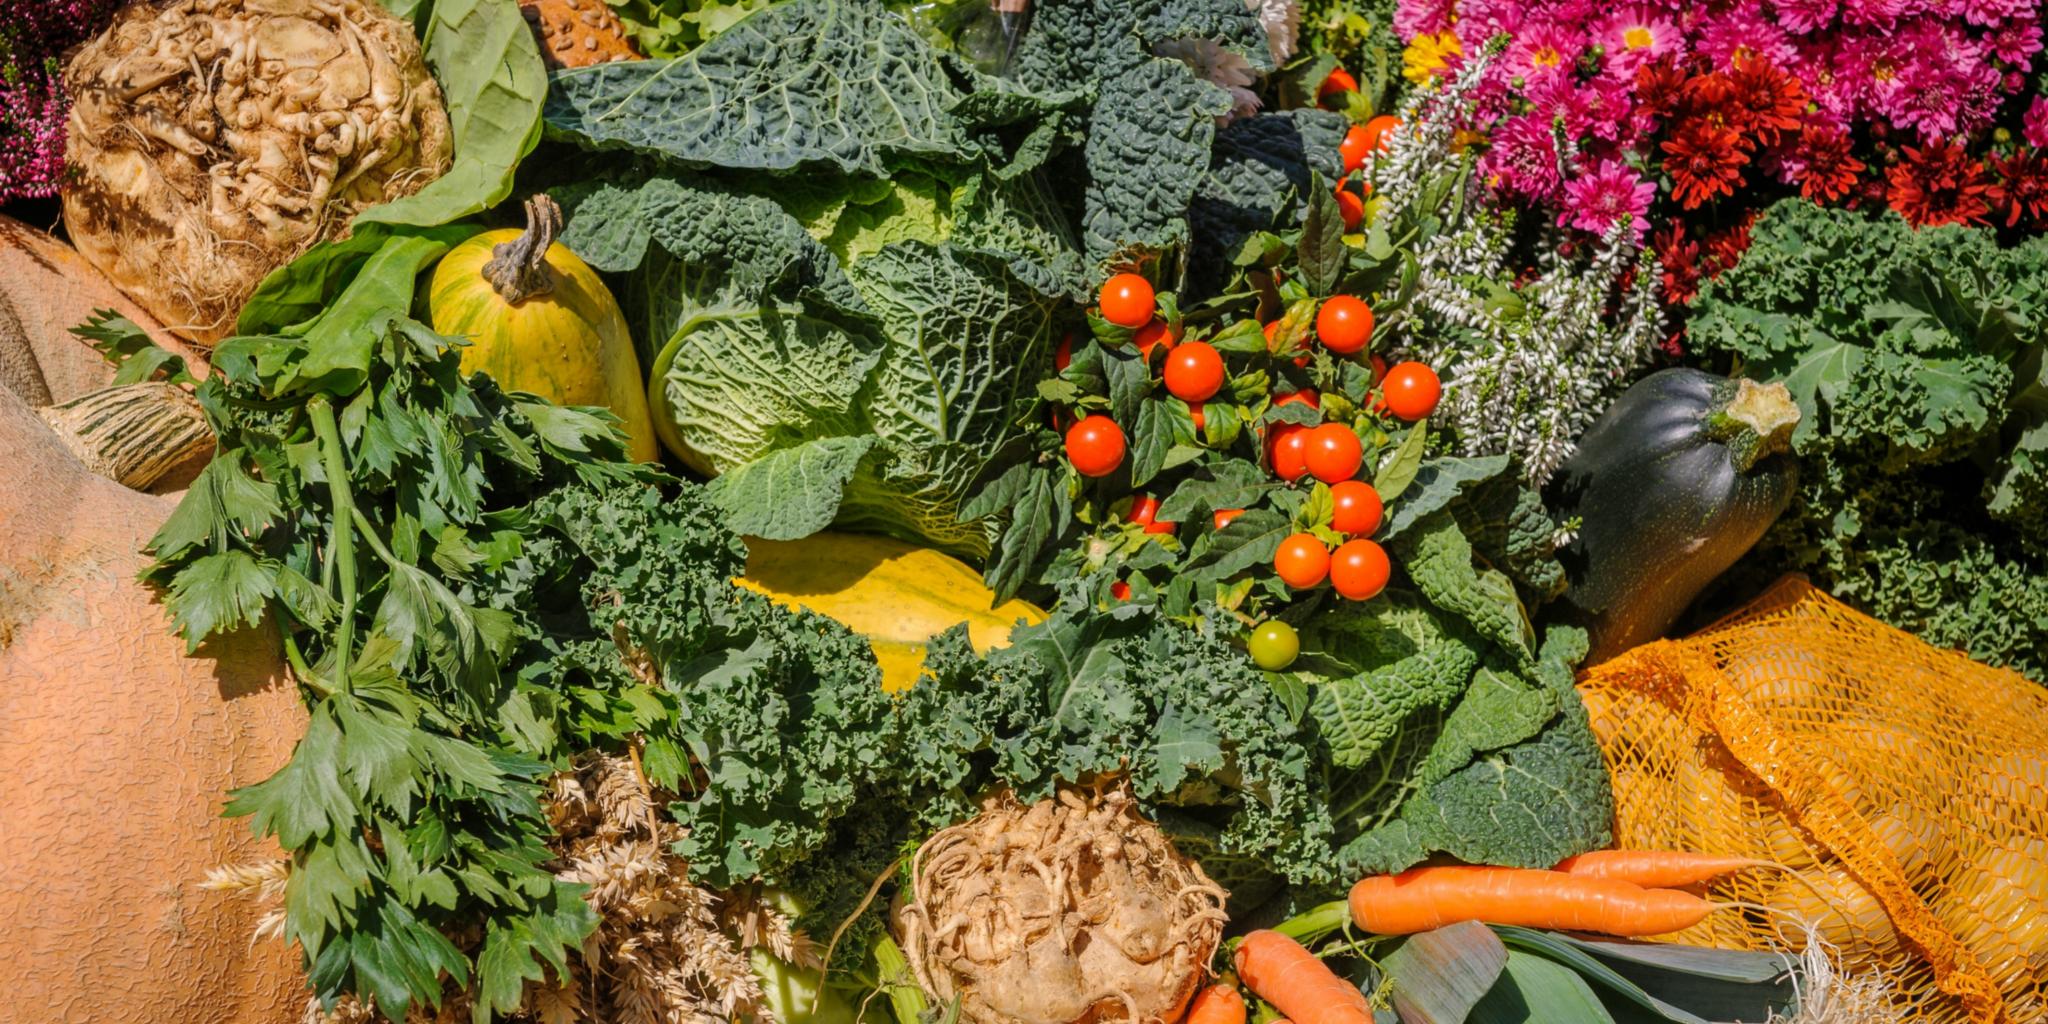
534, 484, 899, 887
1690, 200, 2045, 467
1688, 200, 2048, 678
900, 606, 1337, 891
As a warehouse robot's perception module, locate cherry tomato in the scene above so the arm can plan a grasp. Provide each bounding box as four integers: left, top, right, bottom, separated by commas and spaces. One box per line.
1099, 273, 1156, 329
1381, 361, 1442, 421
1275, 388, 1319, 409
1330, 538, 1391, 600
1336, 188, 1365, 231
1304, 423, 1364, 483
1268, 422, 1311, 481
1264, 320, 1281, 343
1247, 619, 1300, 670
1275, 532, 1332, 589
1360, 114, 1402, 153
1213, 508, 1244, 530
1129, 494, 1160, 526
1316, 296, 1374, 355
1330, 480, 1383, 536
1065, 414, 1126, 477
1163, 341, 1225, 402
1187, 401, 1207, 433
1111, 580, 1132, 601
1134, 318, 1179, 357
1370, 353, 1388, 385
1340, 123, 1375, 175
1318, 67, 1358, 103
1054, 333, 1074, 371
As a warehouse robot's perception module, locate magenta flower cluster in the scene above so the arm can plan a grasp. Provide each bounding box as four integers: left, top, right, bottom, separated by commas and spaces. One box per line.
1, 0, 123, 202
1395, 0, 2045, 238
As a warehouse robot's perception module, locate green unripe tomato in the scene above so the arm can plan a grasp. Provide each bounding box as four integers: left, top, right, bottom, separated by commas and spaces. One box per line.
1248, 620, 1300, 670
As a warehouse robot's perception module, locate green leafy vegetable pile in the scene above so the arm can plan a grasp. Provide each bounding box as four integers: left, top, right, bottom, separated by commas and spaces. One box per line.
1688, 199, 2048, 680
108, 0, 1637, 1017
528, 0, 1348, 560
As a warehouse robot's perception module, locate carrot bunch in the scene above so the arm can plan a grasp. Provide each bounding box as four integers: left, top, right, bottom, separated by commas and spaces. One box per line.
1348, 851, 1766, 937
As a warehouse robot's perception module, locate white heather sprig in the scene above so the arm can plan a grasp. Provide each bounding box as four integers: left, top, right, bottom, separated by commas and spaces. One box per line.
1371, 48, 1664, 485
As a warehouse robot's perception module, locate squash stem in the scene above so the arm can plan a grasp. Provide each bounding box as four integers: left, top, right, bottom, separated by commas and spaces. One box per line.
308, 398, 356, 690
1706, 378, 1800, 473
482, 194, 561, 304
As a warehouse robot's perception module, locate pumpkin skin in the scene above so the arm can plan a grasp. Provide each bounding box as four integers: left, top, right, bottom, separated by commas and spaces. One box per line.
735, 532, 1046, 692
2, 329, 305, 1024
427, 198, 659, 462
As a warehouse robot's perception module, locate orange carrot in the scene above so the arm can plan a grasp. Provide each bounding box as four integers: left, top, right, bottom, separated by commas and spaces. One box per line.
1185, 983, 1247, 1024
1233, 930, 1373, 1024
1554, 850, 1766, 888
1348, 865, 1715, 937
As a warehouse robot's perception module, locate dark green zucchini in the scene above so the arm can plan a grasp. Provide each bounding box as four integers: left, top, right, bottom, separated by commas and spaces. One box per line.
1547, 369, 1800, 665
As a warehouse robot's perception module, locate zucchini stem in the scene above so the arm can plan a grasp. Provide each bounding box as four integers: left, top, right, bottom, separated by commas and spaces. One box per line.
1707, 378, 1800, 473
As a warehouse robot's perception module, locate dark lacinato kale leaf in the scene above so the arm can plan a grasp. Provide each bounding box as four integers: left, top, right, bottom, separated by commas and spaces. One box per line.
1188, 109, 1349, 296
544, 0, 984, 175
1687, 200, 2048, 679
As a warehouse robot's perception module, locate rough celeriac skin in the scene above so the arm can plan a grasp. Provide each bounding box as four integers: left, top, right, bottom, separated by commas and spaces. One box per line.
62, 0, 452, 342
895, 783, 1230, 1024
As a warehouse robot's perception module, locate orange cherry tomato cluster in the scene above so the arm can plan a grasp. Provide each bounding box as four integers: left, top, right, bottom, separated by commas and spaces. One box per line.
1058, 272, 1446, 610
1335, 116, 1400, 230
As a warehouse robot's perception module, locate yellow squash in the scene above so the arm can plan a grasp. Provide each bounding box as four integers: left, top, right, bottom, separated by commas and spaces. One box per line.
735, 532, 1046, 692
427, 195, 658, 462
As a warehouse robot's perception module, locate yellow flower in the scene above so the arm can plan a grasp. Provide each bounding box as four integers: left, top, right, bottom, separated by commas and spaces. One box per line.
1402, 30, 1463, 86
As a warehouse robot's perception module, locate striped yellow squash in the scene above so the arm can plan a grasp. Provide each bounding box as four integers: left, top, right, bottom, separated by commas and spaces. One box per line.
427, 194, 657, 462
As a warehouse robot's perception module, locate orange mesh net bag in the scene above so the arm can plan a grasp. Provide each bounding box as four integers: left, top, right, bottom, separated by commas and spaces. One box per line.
1577, 578, 2048, 1024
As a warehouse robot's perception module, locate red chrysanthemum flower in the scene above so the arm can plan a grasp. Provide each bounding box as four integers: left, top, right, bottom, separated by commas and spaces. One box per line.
1792, 126, 1867, 203
1677, 72, 1751, 135
1703, 212, 1759, 276
1990, 149, 2048, 228
1887, 142, 1993, 227
1662, 120, 1750, 209
1634, 58, 1692, 120
1652, 221, 1704, 305
1727, 56, 1807, 147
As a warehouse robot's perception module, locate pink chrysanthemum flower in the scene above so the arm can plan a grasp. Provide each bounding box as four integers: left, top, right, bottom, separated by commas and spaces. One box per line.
2025, 97, 2048, 149
1952, 0, 2032, 28
1696, 8, 1798, 70
1597, 6, 1683, 76
1558, 159, 1655, 240
1839, 0, 1913, 29
1480, 112, 1566, 200
1504, 21, 1584, 87
1771, 0, 1840, 34
1454, 0, 1526, 39
1394, 0, 1457, 42
1987, 17, 2044, 64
